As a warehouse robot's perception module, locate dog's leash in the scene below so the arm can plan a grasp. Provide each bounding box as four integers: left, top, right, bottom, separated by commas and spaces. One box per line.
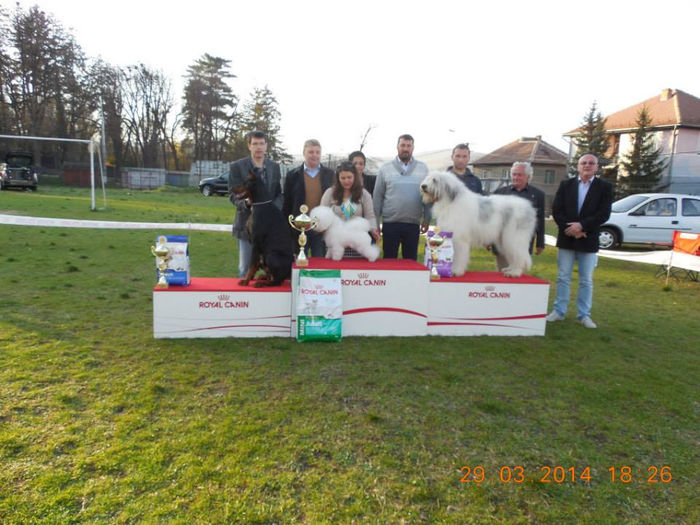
251, 200, 273, 206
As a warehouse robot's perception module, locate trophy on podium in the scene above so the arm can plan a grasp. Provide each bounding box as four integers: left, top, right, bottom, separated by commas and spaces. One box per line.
288, 204, 319, 266
151, 235, 172, 288
427, 228, 445, 280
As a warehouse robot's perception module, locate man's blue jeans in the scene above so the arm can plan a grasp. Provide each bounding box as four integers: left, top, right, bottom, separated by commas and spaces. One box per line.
552, 248, 598, 319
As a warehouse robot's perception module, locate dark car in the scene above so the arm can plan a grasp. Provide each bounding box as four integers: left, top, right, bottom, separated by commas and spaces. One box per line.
198, 173, 230, 196
0, 152, 38, 191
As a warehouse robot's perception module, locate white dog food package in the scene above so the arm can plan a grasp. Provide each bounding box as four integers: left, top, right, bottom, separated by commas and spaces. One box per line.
155, 234, 190, 286
296, 269, 342, 342
423, 230, 454, 277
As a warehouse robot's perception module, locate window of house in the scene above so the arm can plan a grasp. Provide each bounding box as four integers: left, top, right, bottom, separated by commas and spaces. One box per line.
544, 170, 555, 184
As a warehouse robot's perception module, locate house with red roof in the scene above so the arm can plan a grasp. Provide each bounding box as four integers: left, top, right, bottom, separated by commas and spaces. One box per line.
564, 88, 700, 195
472, 135, 568, 212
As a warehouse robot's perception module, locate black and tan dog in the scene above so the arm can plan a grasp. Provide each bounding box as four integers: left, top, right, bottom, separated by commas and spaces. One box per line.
231, 171, 293, 287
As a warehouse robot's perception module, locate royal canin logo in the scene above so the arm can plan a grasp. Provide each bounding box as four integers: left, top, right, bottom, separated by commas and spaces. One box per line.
468, 285, 511, 299
199, 295, 249, 309
341, 272, 386, 287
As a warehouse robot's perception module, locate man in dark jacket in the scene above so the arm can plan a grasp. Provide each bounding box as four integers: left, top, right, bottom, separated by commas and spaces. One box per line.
547, 153, 613, 328
447, 143, 483, 195
282, 139, 334, 257
229, 131, 282, 277
494, 161, 545, 270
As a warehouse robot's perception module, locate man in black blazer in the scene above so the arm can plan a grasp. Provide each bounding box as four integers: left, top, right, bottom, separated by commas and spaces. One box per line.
547, 153, 613, 328
494, 161, 545, 270
282, 139, 334, 257
229, 131, 282, 277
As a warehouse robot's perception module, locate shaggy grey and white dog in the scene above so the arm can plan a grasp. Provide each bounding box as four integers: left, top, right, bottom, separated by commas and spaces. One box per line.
420, 172, 536, 277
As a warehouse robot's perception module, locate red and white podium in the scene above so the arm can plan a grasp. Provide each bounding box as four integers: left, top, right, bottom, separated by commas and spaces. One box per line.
427, 272, 549, 336
153, 259, 549, 338
153, 278, 292, 338
291, 259, 429, 337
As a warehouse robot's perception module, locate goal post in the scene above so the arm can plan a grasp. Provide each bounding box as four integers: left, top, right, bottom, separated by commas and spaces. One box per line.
0, 134, 106, 210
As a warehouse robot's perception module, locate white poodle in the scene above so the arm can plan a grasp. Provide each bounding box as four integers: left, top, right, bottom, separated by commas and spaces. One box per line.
309, 206, 380, 262
420, 172, 536, 277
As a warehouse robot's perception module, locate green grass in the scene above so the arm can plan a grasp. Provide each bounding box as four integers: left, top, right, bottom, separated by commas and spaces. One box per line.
1, 186, 698, 523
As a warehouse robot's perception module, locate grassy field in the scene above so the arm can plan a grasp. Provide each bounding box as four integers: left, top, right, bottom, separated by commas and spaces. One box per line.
1, 187, 698, 524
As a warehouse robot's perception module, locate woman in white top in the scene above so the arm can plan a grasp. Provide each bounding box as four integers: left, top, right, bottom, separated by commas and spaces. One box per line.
320, 161, 380, 242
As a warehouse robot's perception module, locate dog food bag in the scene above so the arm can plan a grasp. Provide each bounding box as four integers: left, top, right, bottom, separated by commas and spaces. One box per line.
296, 269, 342, 342
423, 230, 454, 277
154, 234, 190, 286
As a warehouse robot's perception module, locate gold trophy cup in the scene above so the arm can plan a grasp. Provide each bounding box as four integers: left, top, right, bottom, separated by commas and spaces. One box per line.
288, 204, 319, 267
151, 235, 172, 288
427, 228, 445, 281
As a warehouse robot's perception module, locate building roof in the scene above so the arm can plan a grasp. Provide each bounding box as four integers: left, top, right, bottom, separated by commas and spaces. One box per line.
472, 136, 568, 167
565, 89, 700, 135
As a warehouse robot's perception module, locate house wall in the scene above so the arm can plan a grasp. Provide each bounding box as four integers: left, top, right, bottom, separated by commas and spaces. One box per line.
616, 128, 700, 195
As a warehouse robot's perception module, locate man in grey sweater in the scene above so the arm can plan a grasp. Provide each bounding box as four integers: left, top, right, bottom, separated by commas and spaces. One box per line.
373, 134, 431, 260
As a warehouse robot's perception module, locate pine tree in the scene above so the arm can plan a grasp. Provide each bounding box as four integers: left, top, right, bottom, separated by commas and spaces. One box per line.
235, 86, 291, 163
182, 54, 237, 161
569, 102, 609, 176
618, 106, 666, 197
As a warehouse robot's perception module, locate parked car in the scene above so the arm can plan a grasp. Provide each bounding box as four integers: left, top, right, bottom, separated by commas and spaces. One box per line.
599, 193, 700, 249
0, 151, 38, 191
198, 173, 230, 196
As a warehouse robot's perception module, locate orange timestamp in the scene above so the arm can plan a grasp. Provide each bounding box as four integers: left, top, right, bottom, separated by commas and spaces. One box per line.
459, 465, 673, 484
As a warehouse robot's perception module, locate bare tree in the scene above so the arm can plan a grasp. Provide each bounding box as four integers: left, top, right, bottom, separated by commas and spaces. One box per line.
121, 64, 175, 168
0, 4, 97, 163
91, 61, 125, 173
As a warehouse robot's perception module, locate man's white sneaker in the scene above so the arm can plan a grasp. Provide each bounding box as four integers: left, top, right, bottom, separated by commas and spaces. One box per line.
546, 311, 565, 322
578, 317, 597, 329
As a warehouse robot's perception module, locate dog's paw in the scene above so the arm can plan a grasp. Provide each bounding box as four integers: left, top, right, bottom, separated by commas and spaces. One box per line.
501, 267, 523, 278
238, 279, 250, 286
364, 245, 380, 262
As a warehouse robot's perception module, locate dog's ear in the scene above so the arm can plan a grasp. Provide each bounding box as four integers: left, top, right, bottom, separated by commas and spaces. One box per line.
445, 184, 458, 202
441, 175, 459, 202
247, 170, 256, 181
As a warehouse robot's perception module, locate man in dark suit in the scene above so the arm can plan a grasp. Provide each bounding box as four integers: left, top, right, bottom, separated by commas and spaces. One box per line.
229, 131, 282, 277
494, 161, 545, 270
282, 139, 334, 257
547, 153, 613, 328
